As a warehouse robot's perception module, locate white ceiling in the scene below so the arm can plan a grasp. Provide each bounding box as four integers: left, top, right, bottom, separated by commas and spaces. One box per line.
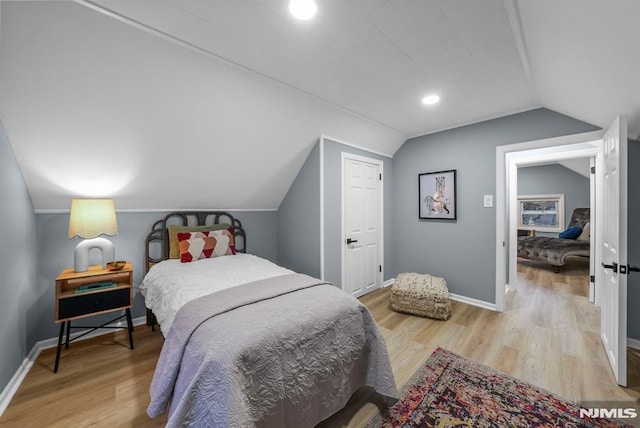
1, 0, 638, 211
80, 0, 539, 137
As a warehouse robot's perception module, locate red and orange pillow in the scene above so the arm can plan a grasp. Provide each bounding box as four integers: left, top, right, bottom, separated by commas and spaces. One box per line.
177, 227, 236, 263
168, 223, 232, 259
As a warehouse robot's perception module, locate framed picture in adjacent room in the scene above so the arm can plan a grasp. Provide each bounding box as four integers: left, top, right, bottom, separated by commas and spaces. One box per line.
419, 169, 456, 220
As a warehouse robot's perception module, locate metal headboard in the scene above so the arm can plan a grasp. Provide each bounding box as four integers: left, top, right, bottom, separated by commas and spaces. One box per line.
144, 211, 247, 274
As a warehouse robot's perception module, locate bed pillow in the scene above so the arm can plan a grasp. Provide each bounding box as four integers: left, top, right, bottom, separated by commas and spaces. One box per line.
577, 222, 590, 241
559, 225, 583, 240
177, 228, 236, 263
168, 223, 232, 259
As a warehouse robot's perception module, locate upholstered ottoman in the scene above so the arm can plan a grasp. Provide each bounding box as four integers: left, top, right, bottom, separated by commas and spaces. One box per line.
390, 273, 451, 320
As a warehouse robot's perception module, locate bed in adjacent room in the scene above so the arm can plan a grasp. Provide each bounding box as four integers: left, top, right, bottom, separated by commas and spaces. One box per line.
140, 211, 397, 427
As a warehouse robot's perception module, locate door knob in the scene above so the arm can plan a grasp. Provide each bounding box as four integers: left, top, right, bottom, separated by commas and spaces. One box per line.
620, 264, 640, 275
602, 262, 618, 273
346, 238, 358, 245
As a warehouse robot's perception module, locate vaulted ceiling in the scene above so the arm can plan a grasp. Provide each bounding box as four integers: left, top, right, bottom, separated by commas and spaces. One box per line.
1, 0, 638, 211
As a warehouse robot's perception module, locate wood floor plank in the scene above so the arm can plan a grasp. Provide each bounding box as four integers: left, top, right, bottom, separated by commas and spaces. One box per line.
1, 259, 639, 427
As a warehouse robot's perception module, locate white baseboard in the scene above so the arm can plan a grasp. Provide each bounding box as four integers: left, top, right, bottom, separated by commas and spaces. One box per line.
448, 293, 497, 312
0, 341, 42, 417
0, 315, 147, 417
384, 277, 497, 311
627, 337, 640, 351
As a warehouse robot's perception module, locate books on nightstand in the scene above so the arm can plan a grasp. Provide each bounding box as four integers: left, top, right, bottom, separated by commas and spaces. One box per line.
74, 281, 117, 294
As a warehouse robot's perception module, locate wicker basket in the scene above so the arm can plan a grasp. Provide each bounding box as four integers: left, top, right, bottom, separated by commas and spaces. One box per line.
390, 273, 451, 320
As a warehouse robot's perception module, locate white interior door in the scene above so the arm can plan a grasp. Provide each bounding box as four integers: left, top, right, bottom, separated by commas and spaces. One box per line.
343, 154, 382, 297
600, 115, 627, 386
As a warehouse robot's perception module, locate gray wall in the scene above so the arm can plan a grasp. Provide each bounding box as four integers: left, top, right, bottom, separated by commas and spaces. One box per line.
0, 119, 37, 390
391, 108, 599, 303
628, 139, 640, 339
277, 143, 321, 278
276, 138, 395, 289
518, 164, 590, 236
322, 139, 394, 288
31, 210, 278, 346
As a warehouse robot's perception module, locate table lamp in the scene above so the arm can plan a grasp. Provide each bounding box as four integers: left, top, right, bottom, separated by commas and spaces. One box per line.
68, 198, 118, 272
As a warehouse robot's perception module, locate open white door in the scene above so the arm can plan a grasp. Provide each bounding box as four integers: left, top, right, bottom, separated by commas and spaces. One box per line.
600, 115, 627, 386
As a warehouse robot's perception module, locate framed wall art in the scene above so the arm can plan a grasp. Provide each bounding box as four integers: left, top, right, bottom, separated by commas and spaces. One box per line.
419, 169, 456, 220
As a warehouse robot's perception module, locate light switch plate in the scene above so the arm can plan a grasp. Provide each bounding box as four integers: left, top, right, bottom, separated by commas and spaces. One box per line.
483, 195, 493, 208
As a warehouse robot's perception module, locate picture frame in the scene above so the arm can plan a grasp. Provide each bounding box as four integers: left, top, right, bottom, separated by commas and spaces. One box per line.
419, 170, 456, 219
517, 194, 565, 232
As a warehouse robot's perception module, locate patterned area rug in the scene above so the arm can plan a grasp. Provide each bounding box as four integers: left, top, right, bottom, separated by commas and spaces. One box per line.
368, 347, 632, 427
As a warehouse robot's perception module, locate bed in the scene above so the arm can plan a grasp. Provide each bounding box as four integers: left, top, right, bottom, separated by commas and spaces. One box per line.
140, 211, 398, 427
517, 207, 590, 267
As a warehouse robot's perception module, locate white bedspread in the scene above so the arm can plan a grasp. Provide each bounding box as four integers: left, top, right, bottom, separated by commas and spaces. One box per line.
148, 273, 398, 426
140, 253, 293, 335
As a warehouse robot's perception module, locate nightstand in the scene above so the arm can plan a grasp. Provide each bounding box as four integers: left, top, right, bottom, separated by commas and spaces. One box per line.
54, 263, 134, 373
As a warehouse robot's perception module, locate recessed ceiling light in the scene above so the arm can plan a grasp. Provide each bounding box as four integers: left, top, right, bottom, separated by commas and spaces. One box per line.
289, 0, 317, 20
421, 94, 440, 105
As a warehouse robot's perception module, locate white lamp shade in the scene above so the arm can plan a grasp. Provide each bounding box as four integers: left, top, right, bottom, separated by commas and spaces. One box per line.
68, 198, 118, 239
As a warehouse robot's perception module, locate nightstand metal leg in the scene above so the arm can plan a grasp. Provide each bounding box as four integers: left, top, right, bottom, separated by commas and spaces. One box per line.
54, 322, 65, 373
65, 321, 71, 349
126, 308, 134, 349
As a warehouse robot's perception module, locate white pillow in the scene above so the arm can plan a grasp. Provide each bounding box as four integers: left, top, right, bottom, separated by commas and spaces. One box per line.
577, 222, 590, 241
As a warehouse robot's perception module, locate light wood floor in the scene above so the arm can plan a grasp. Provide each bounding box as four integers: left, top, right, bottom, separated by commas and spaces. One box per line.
2, 260, 639, 427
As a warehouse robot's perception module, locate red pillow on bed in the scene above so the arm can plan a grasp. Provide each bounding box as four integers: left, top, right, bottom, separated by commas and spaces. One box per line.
177, 227, 236, 263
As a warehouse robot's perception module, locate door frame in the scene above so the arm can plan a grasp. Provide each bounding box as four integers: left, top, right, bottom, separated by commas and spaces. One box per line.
495, 130, 604, 311
340, 152, 384, 294
506, 145, 602, 298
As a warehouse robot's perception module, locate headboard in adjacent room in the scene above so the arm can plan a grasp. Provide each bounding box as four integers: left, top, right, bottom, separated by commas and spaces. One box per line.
144, 211, 247, 274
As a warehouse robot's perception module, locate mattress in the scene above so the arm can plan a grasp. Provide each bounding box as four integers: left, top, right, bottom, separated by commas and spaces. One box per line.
140, 253, 293, 335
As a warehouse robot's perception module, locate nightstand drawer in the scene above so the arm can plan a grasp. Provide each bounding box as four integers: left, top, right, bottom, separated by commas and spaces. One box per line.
58, 288, 131, 319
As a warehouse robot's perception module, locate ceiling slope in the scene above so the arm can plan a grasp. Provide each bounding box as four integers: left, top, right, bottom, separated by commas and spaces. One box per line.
81, 0, 538, 137
517, 0, 640, 140
71, 0, 640, 139
0, 1, 405, 211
